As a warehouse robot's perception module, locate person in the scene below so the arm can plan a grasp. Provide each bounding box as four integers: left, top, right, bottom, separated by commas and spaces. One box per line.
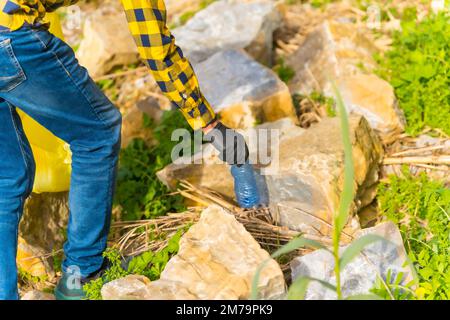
0, 0, 249, 300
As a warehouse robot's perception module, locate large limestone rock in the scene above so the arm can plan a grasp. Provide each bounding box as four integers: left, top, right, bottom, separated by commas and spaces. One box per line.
76, 8, 139, 77
195, 49, 297, 129
290, 221, 415, 300
338, 74, 406, 142
158, 115, 383, 241
172, 0, 281, 65
157, 117, 303, 201
19, 192, 69, 273
102, 206, 286, 300
286, 20, 405, 140
155, 206, 286, 299
286, 20, 377, 94
265, 115, 383, 240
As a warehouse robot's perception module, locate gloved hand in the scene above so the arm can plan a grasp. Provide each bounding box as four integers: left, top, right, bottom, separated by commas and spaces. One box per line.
203, 121, 249, 167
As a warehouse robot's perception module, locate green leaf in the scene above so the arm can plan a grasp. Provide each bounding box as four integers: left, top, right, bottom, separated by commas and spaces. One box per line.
330, 80, 355, 240
270, 237, 330, 259
339, 234, 386, 270
417, 64, 436, 79
250, 259, 271, 300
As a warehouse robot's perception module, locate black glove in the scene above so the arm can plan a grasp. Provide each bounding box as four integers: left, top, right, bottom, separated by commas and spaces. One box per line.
204, 122, 249, 167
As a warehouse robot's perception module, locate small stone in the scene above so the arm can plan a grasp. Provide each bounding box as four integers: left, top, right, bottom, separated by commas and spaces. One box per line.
136, 96, 165, 125
17, 237, 47, 278
101, 275, 151, 300
121, 104, 154, 148
20, 192, 69, 275
338, 74, 406, 142
195, 49, 297, 129
21, 290, 55, 300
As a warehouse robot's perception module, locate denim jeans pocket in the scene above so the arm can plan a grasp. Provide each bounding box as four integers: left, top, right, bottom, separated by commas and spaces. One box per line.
0, 38, 26, 92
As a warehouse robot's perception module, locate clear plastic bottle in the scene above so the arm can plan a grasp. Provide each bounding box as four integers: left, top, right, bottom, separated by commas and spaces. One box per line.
231, 163, 261, 208
254, 168, 269, 207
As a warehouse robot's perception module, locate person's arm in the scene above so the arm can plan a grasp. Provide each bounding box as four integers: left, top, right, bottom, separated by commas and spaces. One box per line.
119, 0, 216, 131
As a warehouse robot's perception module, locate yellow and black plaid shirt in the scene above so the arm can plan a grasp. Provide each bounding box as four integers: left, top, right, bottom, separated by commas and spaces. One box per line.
0, 0, 216, 129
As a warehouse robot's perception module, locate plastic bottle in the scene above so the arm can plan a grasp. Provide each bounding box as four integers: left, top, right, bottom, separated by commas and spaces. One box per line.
231, 163, 261, 208
254, 168, 269, 207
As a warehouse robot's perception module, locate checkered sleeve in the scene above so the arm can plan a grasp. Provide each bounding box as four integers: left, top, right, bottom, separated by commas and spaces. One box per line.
43, 0, 80, 12
120, 0, 216, 130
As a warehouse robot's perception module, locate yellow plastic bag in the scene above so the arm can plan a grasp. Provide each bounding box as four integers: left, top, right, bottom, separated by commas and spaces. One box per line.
17, 13, 72, 194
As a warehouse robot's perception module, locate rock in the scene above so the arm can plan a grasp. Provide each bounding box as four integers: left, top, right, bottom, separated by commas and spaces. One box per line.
338, 74, 406, 142
21, 290, 55, 300
17, 237, 47, 278
158, 115, 383, 241
290, 221, 415, 300
76, 8, 139, 77
157, 143, 235, 201
157, 118, 304, 201
101, 275, 152, 300
172, 0, 281, 65
121, 103, 156, 148
19, 192, 69, 273
265, 115, 382, 240
195, 50, 297, 129
358, 202, 379, 228
104, 206, 286, 300
286, 20, 377, 94
285, 20, 405, 140
136, 96, 165, 125
102, 276, 198, 300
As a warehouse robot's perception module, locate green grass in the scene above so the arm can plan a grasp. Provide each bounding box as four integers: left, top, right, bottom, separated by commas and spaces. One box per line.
378, 170, 450, 300
376, 11, 450, 135
273, 58, 296, 83
83, 229, 185, 300
114, 110, 193, 221
292, 92, 336, 121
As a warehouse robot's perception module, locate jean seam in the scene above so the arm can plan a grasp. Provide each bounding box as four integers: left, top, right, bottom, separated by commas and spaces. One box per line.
7, 103, 33, 198
29, 30, 47, 50
31, 30, 109, 127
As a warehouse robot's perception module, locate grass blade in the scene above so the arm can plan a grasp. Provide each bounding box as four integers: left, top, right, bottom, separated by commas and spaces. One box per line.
287, 276, 337, 300
271, 237, 330, 259
339, 234, 386, 270
331, 80, 355, 238
330, 79, 355, 299
251, 236, 329, 300
250, 259, 271, 300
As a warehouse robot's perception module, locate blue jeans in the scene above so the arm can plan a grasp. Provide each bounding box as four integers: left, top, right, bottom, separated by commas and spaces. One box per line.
0, 26, 122, 299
